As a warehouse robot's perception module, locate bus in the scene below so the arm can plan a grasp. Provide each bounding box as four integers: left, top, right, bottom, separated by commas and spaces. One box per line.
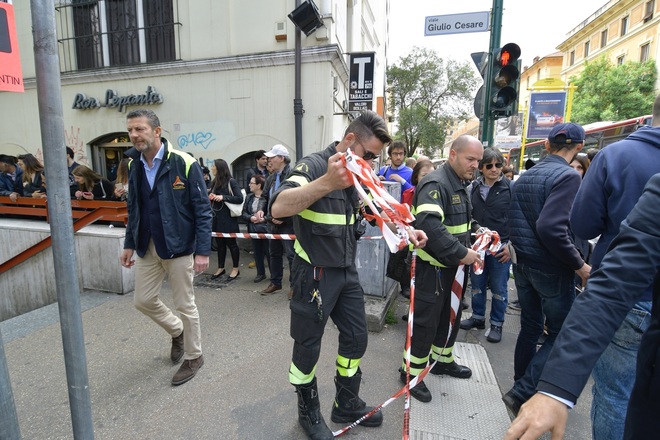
506, 115, 652, 171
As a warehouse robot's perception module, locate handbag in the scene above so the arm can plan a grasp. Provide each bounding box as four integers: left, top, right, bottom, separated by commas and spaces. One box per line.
225, 182, 245, 217
386, 248, 411, 284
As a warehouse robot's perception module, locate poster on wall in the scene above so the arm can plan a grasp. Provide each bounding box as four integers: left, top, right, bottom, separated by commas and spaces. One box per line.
526, 91, 567, 139
0, 1, 23, 93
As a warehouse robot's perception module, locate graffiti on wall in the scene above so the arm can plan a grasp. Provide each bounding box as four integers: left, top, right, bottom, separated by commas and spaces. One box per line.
177, 131, 216, 150
64, 125, 89, 165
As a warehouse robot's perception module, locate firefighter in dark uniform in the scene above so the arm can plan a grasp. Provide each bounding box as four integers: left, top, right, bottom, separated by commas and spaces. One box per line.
401, 134, 484, 403
270, 111, 427, 439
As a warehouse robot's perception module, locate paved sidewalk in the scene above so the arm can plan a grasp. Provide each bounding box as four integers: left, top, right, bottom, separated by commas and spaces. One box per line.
1, 261, 591, 439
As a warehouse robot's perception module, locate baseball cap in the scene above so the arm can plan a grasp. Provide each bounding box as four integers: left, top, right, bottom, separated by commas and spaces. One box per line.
548, 122, 585, 144
264, 144, 290, 158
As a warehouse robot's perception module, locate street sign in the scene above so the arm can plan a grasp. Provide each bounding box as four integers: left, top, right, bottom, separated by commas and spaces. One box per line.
425, 11, 490, 36
348, 52, 375, 112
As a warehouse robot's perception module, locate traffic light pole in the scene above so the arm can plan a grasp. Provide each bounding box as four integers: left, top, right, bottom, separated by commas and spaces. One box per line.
481, 0, 503, 148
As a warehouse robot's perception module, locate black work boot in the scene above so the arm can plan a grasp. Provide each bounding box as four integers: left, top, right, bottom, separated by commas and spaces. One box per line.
330, 370, 383, 427
294, 378, 333, 440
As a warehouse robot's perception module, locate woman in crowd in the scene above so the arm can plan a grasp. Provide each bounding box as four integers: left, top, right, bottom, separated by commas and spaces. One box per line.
570, 154, 590, 178
113, 158, 129, 201
502, 165, 515, 181
241, 174, 270, 284
71, 165, 114, 200
209, 158, 243, 281
401, 159, 434, 207
17, 153, 46, 198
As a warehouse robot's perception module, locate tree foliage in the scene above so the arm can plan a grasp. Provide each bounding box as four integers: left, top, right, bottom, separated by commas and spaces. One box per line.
571, 57, 657, 124
387, 47, 479, 157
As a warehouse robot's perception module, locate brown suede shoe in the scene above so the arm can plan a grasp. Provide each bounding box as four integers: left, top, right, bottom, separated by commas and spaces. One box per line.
171, 355, 204, 386
170, 330, 184, 363
261, 283, 282, 295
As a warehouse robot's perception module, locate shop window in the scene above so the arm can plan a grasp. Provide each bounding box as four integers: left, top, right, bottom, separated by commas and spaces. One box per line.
56, 0, 179, 72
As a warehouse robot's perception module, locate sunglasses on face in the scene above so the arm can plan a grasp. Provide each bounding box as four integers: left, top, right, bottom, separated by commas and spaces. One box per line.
362, 151, 378, 160
484, 163, 504, 170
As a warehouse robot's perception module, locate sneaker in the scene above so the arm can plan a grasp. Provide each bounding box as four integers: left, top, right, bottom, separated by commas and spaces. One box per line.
171, 355, 204, 386
170, 330, 184, 363
508, 300, 521, 311
460, 316, 485, 330
486, 324, 503, 343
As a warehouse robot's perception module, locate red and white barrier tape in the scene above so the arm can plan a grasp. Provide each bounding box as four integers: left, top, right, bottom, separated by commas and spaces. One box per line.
210, 232, 384, 240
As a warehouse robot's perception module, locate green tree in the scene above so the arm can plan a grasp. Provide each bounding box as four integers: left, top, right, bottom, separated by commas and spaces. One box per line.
387, 47, 479, 157
571, 57, 657, 124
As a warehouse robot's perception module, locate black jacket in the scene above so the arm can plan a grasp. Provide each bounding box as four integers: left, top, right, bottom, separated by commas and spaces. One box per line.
470, 176, 511, 243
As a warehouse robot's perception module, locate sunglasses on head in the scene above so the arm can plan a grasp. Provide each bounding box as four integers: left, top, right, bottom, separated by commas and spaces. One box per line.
484, 163, 504, 170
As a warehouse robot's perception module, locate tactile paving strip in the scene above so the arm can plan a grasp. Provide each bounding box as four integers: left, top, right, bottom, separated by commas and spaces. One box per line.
409, 342, 511, 440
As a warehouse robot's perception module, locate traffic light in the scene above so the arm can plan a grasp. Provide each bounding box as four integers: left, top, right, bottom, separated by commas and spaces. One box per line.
490, 43, 521, 118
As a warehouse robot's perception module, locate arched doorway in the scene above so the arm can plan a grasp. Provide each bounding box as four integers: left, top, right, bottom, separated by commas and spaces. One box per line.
89, 132, 133, 180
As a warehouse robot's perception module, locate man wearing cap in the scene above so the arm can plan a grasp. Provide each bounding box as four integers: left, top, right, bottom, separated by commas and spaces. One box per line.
261, 144, 295, 296
0, 154, 24, 202
503, 122, 592, 415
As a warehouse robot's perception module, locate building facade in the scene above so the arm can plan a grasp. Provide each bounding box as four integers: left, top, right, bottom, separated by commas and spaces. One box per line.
0, 0, 389, 185
559, 0, 660, 85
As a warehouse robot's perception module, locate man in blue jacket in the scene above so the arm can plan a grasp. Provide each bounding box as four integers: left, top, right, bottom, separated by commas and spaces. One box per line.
568, 95, 660, 439
505, 172, 660, 440
120, 109, 212, 386
504, 122, 591, 414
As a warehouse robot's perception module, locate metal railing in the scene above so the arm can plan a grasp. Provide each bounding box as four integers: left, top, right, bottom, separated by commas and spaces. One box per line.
0, 196, 127, 274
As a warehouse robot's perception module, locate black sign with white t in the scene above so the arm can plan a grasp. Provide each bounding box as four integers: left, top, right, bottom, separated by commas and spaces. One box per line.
348, 52, 375, 112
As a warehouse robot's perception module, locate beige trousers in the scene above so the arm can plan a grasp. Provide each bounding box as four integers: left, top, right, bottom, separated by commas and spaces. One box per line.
134, 240, 202, 359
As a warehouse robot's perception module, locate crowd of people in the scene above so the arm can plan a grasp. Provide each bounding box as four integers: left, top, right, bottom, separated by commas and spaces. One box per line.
4, 103, 660, 439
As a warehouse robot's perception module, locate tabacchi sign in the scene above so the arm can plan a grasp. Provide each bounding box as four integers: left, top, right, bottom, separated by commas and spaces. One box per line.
72, 86, 164, 112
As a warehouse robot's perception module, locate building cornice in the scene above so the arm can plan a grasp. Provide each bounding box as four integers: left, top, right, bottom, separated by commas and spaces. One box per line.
23, 45, 349, 89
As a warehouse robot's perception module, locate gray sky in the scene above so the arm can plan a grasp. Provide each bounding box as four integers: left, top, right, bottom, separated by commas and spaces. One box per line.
389, 0, 608, 69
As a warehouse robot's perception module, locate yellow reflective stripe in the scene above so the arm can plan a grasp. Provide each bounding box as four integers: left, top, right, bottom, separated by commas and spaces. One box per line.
169, 148, 195, 176
416, 203, 444, 218
289, 362, 317, 385
415, 248, 445, 268
293, 239, 311, 263
287, 175, 309, 187
336, 355, 361, 377
298, 209, 355, 225
445, 223, 469, 234
402, 349, 429, 366
431, 345, 454, 363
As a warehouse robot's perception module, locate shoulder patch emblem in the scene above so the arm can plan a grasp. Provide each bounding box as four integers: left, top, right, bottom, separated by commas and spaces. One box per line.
296, 163, 309, 173
451, 194, 461, 204
172, 176, 185, 190
429, 190, 440, 200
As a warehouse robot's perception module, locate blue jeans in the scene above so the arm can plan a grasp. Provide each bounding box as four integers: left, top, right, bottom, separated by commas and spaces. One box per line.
591, 301, 652, 440
510, 263, 576, 402
469, 253, 511, 326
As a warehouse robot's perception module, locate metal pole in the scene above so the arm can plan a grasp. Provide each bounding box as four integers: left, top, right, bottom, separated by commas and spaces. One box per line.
30, 1, 94, 438
293, 0, 304, 160
482, 0, 503, 148
0, 328, 21, 440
